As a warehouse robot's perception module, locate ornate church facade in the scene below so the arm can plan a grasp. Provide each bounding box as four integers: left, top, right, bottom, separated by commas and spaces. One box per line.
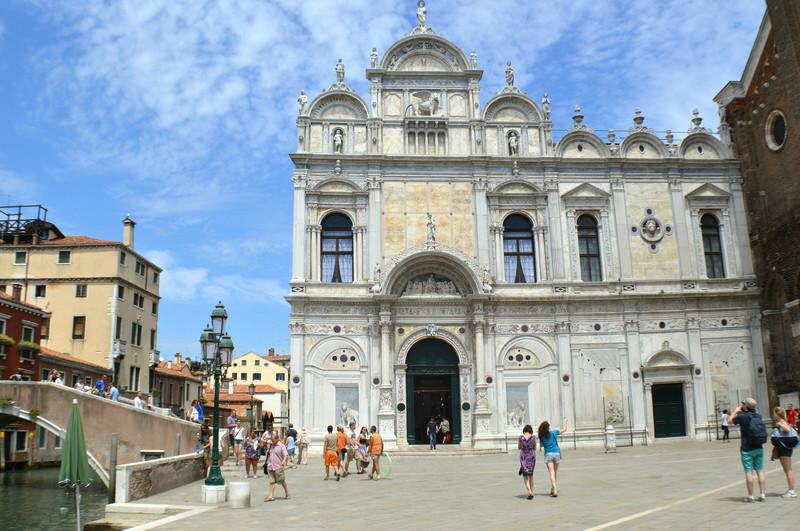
287, 4, 764, 448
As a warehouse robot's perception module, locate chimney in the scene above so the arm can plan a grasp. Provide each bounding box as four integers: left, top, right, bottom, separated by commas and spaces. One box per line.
32, 234, 40, 245
11, 284, 22, 301
122, 215, 136, 249
268, 347, 275, 357
174, 352, 182, 365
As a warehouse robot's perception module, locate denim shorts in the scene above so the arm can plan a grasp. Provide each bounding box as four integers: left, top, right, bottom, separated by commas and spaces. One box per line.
544, 453, 561, 463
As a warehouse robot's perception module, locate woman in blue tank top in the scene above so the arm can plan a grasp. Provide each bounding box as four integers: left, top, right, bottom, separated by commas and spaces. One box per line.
538, 418, 568, 497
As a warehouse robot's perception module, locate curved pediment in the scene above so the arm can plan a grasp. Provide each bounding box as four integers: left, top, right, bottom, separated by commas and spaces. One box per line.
483, 93, 542, 123
312, 178, 362, 193
381, 245, 485, 297
621, 131, 668, 159
644, 349, 692, 368
679, 132, 725, 160
308, 91, 369, 120
492, 180, 542, 195
381, 35, 470, 72
556, 131, 610, 158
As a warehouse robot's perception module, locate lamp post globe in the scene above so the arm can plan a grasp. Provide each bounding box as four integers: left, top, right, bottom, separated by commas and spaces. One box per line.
210, 302, 228, 336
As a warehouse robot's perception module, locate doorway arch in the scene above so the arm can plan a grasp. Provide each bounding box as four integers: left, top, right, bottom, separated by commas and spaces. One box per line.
405, 338, 461, 445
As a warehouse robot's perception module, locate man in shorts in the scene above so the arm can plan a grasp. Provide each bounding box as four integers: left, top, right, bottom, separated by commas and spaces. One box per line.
265, 433, 290, 501
730, 397, 767, 502
344, 421, 358, 476
323, 425, 341, 481
336, 425, 348, 477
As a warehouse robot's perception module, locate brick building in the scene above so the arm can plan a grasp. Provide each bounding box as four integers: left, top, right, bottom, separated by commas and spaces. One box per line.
0, 289, 49, 381
715, 0, 800, 401
39, 346, 111, 387
152, 354, 203, 418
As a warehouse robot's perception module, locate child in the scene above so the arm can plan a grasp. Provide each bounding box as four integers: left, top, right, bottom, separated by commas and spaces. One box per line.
244, 431, 260, 478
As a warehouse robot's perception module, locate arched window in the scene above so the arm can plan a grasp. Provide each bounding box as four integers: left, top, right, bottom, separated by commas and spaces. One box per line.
503, 214, 535, 283
577, 214, 601, 282
701, 214, 724, 279
321, 213, 353, 283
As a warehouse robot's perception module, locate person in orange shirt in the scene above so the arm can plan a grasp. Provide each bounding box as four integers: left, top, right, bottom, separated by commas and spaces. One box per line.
322, 425, 340, 481
335, 425, 348, 478
368, 425, 383, 481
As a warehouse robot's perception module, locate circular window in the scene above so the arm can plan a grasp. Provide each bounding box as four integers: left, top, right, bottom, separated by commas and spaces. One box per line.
593, 323, 601, 331
333, 325, 341, 333
372, 377, 380, 385
397, 403, 406, 412
461, 402, 471, 411
486, 376, 493, 384
521, 325, 529, 333
515, 354, 524, 362
350, 356, 356, 362
332, 355, 338, 362
562, 374, 570, 383
632, 371, 640, 380
695, 368, 702, 376
721, 319, 728, 326
292, 376, 300, 384
646, 208, 653, 215
397, 327, 405, 335
458, 327, 466, 334
577, 144, 584, 152
525, 355, 531, 361
638, 144, 645, 153
658, 321, 666, 329
765, 110, 787, 151
758, 367, 764, 375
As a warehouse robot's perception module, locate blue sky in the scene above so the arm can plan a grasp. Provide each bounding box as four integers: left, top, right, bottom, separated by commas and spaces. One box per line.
0, 1, 763, 360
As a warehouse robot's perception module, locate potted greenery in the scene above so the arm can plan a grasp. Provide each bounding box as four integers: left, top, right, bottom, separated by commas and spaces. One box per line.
0, 334, 14, 347
17, 341, 41, 352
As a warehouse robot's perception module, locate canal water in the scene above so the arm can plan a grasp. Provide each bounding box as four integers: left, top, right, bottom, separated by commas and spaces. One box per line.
0, 467, 107, 530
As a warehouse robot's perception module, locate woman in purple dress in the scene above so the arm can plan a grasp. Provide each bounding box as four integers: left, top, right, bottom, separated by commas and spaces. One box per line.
518, 424, 537, 499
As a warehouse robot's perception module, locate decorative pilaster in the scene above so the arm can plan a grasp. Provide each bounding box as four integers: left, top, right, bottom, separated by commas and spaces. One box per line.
719, 208, 739, 278
290, 173, 307, 283
367, 174, 382, 274
288, 321, 304, 427
611, 176, 633, 280
545, 176, 564, 279
729, 176, 754, 277
598, 207, 615, 280
667, 175, 692, 278
490, 224, 504, 282
624, 319, 645, 431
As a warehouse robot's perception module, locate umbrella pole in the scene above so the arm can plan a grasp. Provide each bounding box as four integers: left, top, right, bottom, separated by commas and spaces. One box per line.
75, 485, 81, 531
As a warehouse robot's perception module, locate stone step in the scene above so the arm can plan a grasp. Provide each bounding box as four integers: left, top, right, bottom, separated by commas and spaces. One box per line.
390, 447, 506, 456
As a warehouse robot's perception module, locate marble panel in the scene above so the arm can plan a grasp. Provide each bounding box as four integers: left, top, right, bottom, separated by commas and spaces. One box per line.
527, 128, 540, 156
310, 124, 323, 152
486, 128, 498, 156
354, 126, 367, 153
428, 183, 450, 213
407, 183, 428, 212
452, 215, 474, 255
626, 183, 680, 279
449, 93, 467, 117
383, 213, 406, 257
407, 213, 427, 248
383, 92, 403, 116
384, 126, 404, 155
383, 182, 405, 212
449, 127, 470, 155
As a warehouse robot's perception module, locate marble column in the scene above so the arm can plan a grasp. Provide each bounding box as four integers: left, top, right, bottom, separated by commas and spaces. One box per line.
367, 175, 382, 276
491, 224, 504, 282
545, 176, 565, 279
720, 208, 739, 278
473, 177, 490, 269
749, 314, 770, 413
378, 308, 396, 441
555, 320, 573, 427
611, 177, 633, 280
644, 382, 654, 443
290, 174, 307, 283
687, 316, 710, 433
729, 176, 754, 277
624, 320, 646, 431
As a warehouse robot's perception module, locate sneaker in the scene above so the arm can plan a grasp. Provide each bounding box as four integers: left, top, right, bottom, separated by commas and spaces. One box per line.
781, 491, 797, 498
758, 494, 766, 502
743, 496, 754, 503
375, 474, 381, 481
368, 474, 373, 479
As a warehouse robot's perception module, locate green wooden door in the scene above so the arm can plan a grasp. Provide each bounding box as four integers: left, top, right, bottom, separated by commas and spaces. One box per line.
652, 383, 687, 438
405, 339, 460, 445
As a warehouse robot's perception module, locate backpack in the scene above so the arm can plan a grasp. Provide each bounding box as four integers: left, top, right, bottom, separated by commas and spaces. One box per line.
746, 412, 768, 446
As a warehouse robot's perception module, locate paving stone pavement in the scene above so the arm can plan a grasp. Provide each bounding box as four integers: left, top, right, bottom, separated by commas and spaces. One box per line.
133, 441, 797, 530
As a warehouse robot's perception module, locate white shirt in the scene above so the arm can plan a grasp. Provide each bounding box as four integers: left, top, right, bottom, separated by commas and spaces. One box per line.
133, 396, 144, 409
54, 377, 64, 385
721, 413, 729, 427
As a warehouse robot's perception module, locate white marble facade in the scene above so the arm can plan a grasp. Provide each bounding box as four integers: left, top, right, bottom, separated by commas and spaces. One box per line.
287, 6, 764, 448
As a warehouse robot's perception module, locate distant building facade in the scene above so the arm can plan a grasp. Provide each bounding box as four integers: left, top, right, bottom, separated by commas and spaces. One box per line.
0, 289, 49, 380
230, 351, 289, 393
288, 4, 764, 448
0, 206, 161, 393
715, 0, 800, 403
152, 354, 203, 418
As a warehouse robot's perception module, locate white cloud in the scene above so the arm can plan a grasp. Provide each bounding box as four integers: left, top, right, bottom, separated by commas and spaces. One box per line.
144, 248, 287, 306
36, 0, 763, 216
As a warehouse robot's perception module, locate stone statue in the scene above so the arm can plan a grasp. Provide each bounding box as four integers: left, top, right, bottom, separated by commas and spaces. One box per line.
370, 47, 378, 68
470, 50, 478, 68
373, 262, 382, 284
507, 131, 518, 155
335, 59, 345, 85
643, 218, 659, 238
416, 0, 427, 27
505, 61, 514, 87
409, 91, 439, 116
426, 213, 436, 243
297, 90, 308, 115
507, 401, 527, 428
333, 129, 343, 153
542, 93, 551, 120
340, 402, 358, 426
482, 265, 491, 285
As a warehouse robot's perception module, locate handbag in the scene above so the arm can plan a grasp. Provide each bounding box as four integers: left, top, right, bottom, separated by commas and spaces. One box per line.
771, 426, 799, 449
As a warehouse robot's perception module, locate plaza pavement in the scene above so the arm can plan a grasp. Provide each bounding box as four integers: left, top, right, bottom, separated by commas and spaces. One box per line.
125, 440, 796, 530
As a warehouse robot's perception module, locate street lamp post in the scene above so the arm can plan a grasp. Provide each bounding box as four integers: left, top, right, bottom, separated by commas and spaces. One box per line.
199, 302, 234, 489
248, 382, 256, 434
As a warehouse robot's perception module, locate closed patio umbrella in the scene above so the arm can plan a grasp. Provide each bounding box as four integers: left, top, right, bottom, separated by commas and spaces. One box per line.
58, 398, 93, 531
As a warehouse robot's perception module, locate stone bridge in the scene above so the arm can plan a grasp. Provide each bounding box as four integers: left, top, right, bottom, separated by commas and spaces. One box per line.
0, 382, 202, 487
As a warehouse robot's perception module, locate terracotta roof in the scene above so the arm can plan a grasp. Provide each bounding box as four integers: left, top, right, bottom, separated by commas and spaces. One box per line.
37, 235, 118, 246
39, 347, 111, 373
218, 392, 264, 403
154, 362, 202, 383
266, 354, 290, 361
0, 291, 48, 314
233, 384, 282, 394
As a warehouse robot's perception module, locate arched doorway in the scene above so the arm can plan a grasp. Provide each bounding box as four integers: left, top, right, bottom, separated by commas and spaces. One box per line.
405, 338, 461, 445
